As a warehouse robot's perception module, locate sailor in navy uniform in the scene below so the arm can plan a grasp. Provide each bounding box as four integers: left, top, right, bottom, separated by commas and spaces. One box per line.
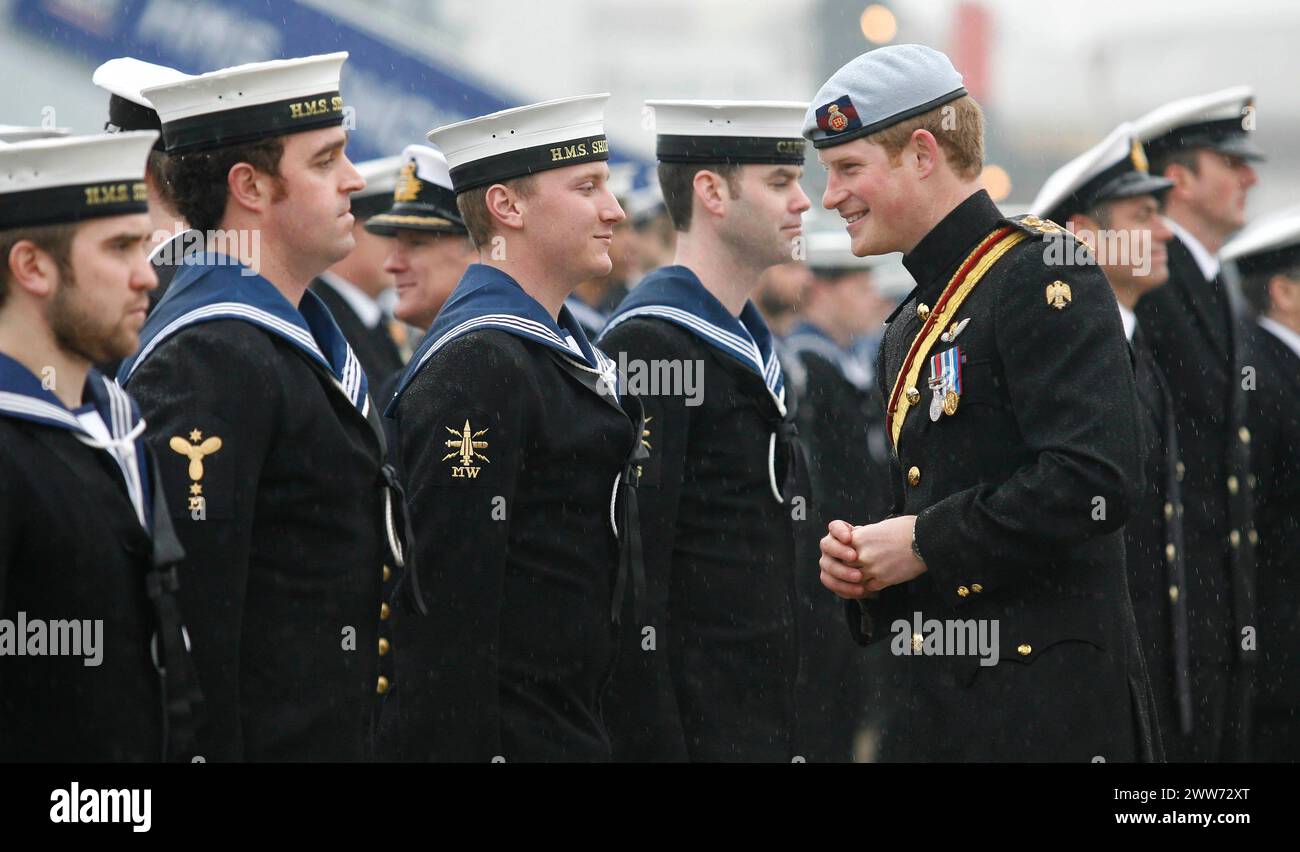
1132, 87, 1263, 761
0, 132, 201, 761
385, 95, 645, 762
599, 100, 813, 762
782, 231, 900, 761
118, 53, 405, 761
311, 154, 407, 386
1032, 123, 1181, 758
813, 46, 1159, 762
1222, 210, 1300, 760
92, 58, 200, 310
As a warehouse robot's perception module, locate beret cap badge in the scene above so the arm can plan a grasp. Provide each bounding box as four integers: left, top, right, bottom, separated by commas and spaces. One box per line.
816, 96, 861, 135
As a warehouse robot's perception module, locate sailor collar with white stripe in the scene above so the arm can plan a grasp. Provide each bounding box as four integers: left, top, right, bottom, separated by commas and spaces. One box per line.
117, 255, 370, 416
784, 320, 873, 391
600, 264, 786, 412
386, 263, 618, 415
0, 353, 152, 527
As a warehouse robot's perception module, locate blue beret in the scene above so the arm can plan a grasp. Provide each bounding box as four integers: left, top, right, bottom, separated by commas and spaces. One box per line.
802, 44, 966, 149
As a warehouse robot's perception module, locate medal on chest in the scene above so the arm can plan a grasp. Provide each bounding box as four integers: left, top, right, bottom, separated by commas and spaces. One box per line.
927, 346, 964, 421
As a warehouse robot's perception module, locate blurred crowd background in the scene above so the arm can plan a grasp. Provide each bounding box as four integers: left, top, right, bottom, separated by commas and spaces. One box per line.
5, 0, 1297, 222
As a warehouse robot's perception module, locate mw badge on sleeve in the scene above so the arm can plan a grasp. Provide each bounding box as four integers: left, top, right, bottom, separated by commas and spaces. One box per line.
443, 419, 490, 479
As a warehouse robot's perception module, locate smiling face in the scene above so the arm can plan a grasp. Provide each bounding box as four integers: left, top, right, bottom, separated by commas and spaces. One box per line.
520, 162, 626, 282
47, 213, 158, 363
266, 126, 366, 275
718, 164, 811, 268
819, 137, 924, 257
385, 229, 476, 330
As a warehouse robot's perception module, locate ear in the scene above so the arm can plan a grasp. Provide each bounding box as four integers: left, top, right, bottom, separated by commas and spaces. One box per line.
485, 183, 525, 232
1161, 162, 1195, 203
5, 239, 61, 299
226, 161, 275, 216
909, 129, 941, 179
692, 169, 729, 221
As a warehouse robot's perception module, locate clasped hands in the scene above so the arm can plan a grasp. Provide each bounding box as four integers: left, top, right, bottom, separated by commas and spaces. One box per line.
818, 515, 927, 600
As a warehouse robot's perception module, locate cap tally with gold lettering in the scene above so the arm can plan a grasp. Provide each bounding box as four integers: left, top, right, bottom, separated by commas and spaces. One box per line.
1030, 122, 1173, 224
428, 93, 610, 194
803, 44, 965, 148
141, 52, 348, 154
365, 145, 466, 235
1134, 85, 1264, 163
0, 131, 158, 229
648, 100, 807, 164
93, 57, 193, 149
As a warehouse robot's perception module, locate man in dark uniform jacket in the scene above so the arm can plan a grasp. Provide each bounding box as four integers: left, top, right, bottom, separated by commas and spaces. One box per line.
599, 99, 812, 762
814, 46, 1159, 762
386, 95, 644, 762
782, 233, 897, 761
1132, 87, 1263, 760
1223, 210, 1300, 760
1033, 123, 1188, 756
0, 132, 201, 761
311, 154, 405, 384
119, 53, 401, 761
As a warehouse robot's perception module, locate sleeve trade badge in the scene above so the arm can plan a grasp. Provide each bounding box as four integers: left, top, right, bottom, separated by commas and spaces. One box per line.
169, 428, 222, 519
815, 96, 862, 135
443, 419, 489, 479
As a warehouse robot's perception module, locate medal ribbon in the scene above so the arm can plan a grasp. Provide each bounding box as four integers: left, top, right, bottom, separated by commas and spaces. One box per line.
886, 226, 1027, 448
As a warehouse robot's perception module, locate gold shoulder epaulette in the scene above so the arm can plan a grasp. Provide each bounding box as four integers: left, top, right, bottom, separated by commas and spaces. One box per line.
1005, 214, 1072, 237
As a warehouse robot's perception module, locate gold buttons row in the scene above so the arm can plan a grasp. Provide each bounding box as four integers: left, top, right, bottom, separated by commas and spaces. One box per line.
956, 583, 983, 598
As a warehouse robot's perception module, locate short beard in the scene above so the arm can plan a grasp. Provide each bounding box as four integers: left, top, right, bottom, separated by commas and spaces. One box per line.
47, 266, 131, 365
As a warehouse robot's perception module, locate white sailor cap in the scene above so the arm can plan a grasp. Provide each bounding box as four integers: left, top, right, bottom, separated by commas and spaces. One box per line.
803, 44, 966, 148
141, 52, 348, 154
1030, 123, 1172, 224
0, 125, 69, 144
1134, 86, 1264, 163
1221, 205, 1300, 277
648, 100, 807, 164
0, 131, 158, 230
428, 93, 610, 194
365, 144, 465, 236
93, 57, 193, 145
